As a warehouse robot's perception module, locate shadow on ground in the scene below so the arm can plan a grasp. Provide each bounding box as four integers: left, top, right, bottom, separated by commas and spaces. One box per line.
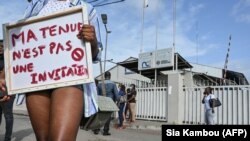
11, 128, 33, 141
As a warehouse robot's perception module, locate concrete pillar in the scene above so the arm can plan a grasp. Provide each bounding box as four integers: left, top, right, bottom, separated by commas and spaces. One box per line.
167, 72, 184, 124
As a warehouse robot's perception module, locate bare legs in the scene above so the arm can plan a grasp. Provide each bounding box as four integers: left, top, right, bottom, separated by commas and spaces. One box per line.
26, 87, 83, 141
26, 91, 50, 141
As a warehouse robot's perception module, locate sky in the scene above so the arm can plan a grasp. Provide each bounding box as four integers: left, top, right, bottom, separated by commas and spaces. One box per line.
0, 0, 250, 81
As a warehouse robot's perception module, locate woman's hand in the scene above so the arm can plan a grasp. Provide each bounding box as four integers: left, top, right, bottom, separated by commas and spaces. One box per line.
77, 24, 98, 59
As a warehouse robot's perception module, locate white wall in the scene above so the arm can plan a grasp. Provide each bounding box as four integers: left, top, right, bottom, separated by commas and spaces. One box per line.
189, 63, 222, 78
96, 65, 151, 86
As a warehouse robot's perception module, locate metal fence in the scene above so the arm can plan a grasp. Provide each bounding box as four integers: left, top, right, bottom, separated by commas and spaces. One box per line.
136, 87, 168, 121
183, 85, 250, 125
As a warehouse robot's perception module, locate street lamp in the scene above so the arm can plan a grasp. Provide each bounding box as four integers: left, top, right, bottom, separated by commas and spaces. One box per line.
101, 14, 111, 73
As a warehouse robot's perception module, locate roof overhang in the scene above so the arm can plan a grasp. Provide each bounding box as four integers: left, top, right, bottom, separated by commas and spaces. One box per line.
118, 53, 192, 79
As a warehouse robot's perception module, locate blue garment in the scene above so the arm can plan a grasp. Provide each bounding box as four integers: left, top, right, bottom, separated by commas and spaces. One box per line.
118, 89, 126, 127
118, 103, 125, 127
118, 90, 126, 97
23, 0, 103, 61
96, 79, 119, 133
16, 0, 102, 117
97, 80, 119, 101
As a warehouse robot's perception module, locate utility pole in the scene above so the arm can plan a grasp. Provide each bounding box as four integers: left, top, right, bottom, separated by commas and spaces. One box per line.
173, 0, 177, 71
223, 35, 232, 85
99, 60, 106, 96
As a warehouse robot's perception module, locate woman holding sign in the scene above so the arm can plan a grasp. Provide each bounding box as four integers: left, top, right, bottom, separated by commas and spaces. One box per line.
0, 0, 102, 141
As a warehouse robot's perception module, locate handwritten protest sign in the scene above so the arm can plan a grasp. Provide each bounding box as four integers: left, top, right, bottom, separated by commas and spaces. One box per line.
3, 6, 94, 94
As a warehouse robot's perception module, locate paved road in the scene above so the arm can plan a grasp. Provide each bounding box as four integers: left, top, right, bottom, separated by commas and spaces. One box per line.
0, 115, 161, 141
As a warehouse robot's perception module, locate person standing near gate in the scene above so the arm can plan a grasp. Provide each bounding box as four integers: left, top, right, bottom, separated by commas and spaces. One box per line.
127, 84, 137, 123
202, 87, 215, 125
117, 84, 126, 129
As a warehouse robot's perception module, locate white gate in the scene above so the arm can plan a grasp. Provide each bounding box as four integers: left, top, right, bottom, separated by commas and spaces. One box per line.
136, 87, 168, 121
183, 85, 250, 125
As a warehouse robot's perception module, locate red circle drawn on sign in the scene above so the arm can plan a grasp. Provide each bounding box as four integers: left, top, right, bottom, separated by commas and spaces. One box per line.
71, 48, 84, 61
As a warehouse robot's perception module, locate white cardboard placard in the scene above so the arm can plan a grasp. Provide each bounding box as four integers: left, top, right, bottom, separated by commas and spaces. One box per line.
3, 6, 94, 94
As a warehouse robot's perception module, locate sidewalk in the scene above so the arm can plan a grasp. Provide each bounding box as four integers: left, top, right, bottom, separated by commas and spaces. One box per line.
13, 109, 163, 131
111, 118, 163, 131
